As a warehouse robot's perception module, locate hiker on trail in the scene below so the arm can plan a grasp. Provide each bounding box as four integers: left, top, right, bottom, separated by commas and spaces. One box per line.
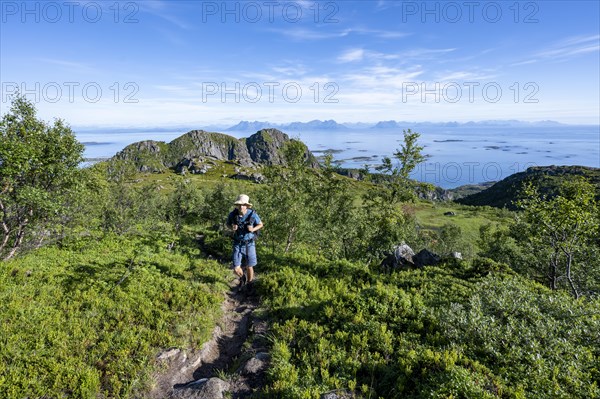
227, 194, 263, 290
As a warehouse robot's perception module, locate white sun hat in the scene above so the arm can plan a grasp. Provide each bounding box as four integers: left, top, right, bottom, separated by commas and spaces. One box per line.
233, 194, 252, 207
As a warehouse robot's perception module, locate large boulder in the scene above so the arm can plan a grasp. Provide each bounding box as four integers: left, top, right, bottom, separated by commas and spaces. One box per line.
173, 378, 229, 399
381, 245, 444, 270
175, 158, 213, 175
241, 352, 269, 375
413, 249, 441, 267
320, 390, 358, 399
381, 243, 415, 270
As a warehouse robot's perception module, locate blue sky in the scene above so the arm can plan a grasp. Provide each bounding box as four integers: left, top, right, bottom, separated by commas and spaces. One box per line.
1, 0, 599, 127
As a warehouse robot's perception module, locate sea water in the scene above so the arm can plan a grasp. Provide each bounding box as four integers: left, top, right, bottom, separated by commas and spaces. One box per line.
76, 125, 600, 189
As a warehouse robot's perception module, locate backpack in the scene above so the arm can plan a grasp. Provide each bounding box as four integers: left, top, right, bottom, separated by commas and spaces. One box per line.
234, 209, 260, 240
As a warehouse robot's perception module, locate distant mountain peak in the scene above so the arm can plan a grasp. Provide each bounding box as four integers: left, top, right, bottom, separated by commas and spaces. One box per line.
226, 121, 274, 132
285, 119, 348, 130
227, 119, 349, 131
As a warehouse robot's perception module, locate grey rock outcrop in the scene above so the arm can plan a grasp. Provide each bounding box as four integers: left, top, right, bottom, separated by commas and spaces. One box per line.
114, 140, 167, 172
169, 130, 252, 166
112, 128, 318, 173
231, 172, 265, 183
381, 243, 415, 270
418, 186, 454, 201
413, 249, 441, 267
245, 128, 288, 165
175, 158, 212, 175
335, 168, 364, 180
320, 390, 357, 399
173, 377, 229, 399
156, 347, 181, 361
381, 244, 443, 270
241, 352, 269, 375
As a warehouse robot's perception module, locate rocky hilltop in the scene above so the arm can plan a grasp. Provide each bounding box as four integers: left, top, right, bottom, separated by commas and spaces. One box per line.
113, 128, 318, 173
456, 165, 600, 209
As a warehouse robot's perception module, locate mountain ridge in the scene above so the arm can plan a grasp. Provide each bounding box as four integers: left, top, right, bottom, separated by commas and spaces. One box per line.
112, 128, 318, 173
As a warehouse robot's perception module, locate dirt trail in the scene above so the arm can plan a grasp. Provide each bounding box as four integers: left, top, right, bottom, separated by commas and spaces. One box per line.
147, 282, 269, 399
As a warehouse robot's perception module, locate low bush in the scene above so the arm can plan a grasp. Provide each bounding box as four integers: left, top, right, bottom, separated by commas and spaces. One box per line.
0, 233, 229, 398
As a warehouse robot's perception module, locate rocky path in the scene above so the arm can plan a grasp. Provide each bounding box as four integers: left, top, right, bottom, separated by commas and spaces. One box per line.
147, 282, 269, 399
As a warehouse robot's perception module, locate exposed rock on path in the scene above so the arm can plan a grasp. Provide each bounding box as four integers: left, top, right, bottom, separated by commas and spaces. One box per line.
147, 282, 268, 399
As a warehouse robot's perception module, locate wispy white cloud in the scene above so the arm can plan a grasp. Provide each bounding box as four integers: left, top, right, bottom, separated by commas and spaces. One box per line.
272, 28, 352, 40
554, 34, 600, 48
37, 58, 98, 74
338, 48, 366, 63
516, 34, 600, 65
400, 48, 457, 59
138, 0, 191, 30
510, 59, 538, 67
341, 67, 425, 90
436, 70, 498, 82
270, 27, 409, 41
374, 0, 404, 11
351, 28, 411, 39
271, 63, 309, 77
337, 47, 458, 66
536, 35, 599, 59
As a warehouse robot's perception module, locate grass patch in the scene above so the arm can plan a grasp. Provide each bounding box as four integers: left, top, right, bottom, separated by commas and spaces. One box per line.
0, 233, 229, 398
258, 251, 600, 399
413, 201, 514, 252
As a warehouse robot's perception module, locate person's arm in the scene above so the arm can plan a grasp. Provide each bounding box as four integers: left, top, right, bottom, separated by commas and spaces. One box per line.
248, 222, 263, 233
248, 212, 263, 233
226, 212, 238, 231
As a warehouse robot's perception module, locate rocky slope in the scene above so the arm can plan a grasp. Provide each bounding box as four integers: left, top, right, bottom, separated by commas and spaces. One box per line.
113, 128, 318, 173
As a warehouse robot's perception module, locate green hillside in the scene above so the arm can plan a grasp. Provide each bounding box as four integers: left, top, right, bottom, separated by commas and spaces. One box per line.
456, 165, 600, 209
1, 98, 599, 398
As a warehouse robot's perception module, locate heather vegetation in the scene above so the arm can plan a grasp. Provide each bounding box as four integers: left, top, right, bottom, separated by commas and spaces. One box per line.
1, 97, 598, 398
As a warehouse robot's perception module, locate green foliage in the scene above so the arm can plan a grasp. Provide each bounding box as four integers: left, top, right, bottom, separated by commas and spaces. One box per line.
0, 95, 84, 260
4, 103, 597, 399
374, 129, 429, 203
258, 142, 419, 262
165, 178, 204, 234
394, 129, 428, 181
93, 160, 178, 237
421, 222, 465, 257
198, 182, 246, 256
477, 223, 534, 276
0, 233, 228, 398
439, 276, 600, 398
476, 177, 600, 298
515, 178, 599, 297
259, 141, 317, 254
356, 194, 417, 262
259, 252, 600, 398
456, 165, 600, 210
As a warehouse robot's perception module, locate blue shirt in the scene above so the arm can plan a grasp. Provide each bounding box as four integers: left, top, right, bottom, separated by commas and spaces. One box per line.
227, 209, 262, 242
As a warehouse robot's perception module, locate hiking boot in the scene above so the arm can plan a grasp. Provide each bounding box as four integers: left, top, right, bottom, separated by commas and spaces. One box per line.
237, 275, 247, 292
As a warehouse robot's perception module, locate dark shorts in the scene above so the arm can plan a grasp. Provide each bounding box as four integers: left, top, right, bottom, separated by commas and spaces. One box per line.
232, 241, 257, 268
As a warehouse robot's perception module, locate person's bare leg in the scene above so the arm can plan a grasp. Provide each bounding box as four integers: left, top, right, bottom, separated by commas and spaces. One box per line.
247, 266, 254, 282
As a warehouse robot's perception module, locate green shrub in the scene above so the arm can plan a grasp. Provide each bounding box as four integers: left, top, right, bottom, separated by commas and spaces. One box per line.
0, 234, 228, 398
260, 253, 600, 398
